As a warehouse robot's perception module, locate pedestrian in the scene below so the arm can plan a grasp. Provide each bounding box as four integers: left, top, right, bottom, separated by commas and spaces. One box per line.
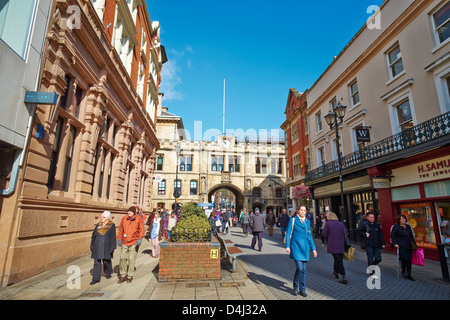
277, 209, 290, 243
321, 212, 349, 284
266, 209, 276, 237
250, 207, 266, 251
90, 211, 116, 285
149, 212, 163, 258
391, 214, 417, 281
165, 211, 178, 240
318, 213, 327, 246
117, 206, 145, 283
285, 206, 317, 297
240, 210, 251, 236
221, 208, 229, 234
357, 212, 386, 267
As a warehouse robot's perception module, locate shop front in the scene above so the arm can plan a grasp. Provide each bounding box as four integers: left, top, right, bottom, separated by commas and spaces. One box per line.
371, 151, 450, 261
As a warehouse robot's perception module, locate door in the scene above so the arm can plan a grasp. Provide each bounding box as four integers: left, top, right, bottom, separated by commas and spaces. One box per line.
435, 202, 450, 258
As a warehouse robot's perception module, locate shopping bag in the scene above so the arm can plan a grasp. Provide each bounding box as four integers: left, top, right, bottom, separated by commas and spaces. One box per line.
344, 246, 355, 261
412, 247, 424, 266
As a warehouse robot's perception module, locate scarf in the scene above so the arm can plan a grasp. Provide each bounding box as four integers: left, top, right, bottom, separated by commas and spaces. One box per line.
96, 220, 114, 236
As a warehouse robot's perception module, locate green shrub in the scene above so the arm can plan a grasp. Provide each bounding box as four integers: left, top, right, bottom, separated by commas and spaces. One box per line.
171, 203, 211, 242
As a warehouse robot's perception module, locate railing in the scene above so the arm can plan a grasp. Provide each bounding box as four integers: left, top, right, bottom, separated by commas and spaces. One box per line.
305, 112, 450, 183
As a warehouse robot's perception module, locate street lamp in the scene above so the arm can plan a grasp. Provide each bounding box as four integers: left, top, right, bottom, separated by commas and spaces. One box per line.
173, 143, 181, 211
324, 102, 347, 223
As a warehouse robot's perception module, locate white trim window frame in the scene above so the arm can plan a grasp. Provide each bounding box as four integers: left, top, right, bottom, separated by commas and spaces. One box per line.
433, 65, 450, 114
316, 144, 326, 167
348, 79, 361, 110
430, 1, 450, 50
387, 89, 417, 135
316, 111, 323, 134
387, 44, 405, 80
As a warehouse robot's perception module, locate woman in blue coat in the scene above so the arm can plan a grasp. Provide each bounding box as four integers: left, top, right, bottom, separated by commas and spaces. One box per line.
286, 206, 317, 297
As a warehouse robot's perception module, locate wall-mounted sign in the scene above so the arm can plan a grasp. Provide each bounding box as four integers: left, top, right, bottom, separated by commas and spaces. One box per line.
24, 91, 58, 105
292, 185, 311, 198
355, 127, 371, 142
371, 177, 391, 189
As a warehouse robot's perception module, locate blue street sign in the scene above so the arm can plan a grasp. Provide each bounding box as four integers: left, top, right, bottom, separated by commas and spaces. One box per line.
24, 91, 58, 105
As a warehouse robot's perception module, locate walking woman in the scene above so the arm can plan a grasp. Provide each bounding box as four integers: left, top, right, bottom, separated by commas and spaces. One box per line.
240, 210, 251, 237
286, 206, 317, 297
149, 212, 163, 258
90, 211, 116, 285
321, 212, 349, 284
391, 215, 417, 281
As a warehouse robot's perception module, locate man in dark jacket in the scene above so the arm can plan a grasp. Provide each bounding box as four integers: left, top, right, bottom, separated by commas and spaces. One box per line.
250, 208, 267, 251
277, 209, 291, 243
357, 213, 386, 266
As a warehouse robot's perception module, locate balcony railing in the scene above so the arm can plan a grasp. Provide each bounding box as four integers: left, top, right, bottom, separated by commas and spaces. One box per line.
305, 111, 450, 183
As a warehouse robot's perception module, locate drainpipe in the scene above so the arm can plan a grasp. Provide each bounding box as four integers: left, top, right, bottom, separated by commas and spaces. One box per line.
0, 148, 22, 196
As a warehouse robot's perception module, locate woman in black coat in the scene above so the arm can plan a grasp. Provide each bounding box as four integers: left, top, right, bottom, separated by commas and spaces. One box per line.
90, 211, 116, 285
391, 215, 417, 281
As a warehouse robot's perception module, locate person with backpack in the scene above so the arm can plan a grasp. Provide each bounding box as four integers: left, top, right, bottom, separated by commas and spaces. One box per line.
357, 212, 385, 267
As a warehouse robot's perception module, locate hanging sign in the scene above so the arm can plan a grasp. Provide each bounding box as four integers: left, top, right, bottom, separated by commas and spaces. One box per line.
292, 185, 311, 198
355, 127, 371, 142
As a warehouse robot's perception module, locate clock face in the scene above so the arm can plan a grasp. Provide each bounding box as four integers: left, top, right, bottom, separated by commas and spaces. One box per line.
222, 140, 231, 149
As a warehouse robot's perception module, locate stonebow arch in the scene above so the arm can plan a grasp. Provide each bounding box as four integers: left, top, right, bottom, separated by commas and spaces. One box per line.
207, 183, 244, 213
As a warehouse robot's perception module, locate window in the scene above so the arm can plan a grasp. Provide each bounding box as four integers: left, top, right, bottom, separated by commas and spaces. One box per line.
174, 180, 181, 195
387, 45, 404, 78
256, 158, 261, 174
316, 112, 322, 132
47, 118, 63, 189
433, 2, 450, 44
229, 156, 234, 172
186, 155, 192, 171
252, 187, 261, 198
261, 158, 267, 174
350, 80, 360, 107
0, 0, 36, 58
218, 156, 224, 171
396, 99, 413, 131
276, 188, 283, 198
156, 155, 163, 171
158, 180, 166, 195
317, 146, 325, 167
211, 156, 217, 171
179, 156, 185, 171
235, 156, 240, 173
63, 126, 76, 190
190, 180, 198, 195
291, 123, 299, 142
293, 154, 301, 176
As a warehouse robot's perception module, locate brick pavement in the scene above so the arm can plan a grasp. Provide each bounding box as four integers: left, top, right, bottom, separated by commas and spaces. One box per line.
222, 227, 450, 300
0, 226, 448, 301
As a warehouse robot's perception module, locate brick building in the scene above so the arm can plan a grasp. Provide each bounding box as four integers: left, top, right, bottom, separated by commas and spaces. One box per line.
0, 0, 167, 285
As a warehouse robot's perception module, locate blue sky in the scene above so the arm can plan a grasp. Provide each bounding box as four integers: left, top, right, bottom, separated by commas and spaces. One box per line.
147, 0, 384, 141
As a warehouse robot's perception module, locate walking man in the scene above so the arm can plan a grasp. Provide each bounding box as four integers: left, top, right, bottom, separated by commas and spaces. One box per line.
117, 206, 145, 283
277, 209, 290, 243
250, 208, 266, 251
266, 209, 276, 237
357, 212, 385, 267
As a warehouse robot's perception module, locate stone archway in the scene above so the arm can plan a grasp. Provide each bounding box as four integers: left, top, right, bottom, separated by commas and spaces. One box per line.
207, 183, 244, 214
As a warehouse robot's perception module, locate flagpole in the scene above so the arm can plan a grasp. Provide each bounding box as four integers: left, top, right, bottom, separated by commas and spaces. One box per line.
223, 78, 225, 136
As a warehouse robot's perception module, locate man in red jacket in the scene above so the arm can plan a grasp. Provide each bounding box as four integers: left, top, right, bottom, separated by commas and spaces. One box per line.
117, 206, 145, 283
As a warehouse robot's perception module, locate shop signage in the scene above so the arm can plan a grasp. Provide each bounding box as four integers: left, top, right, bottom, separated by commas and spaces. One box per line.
355, 127, 371, 142
24, 91, 58, 105
371, 177, 391, 189
292, 185, 311, 198
391, 155, 450, 187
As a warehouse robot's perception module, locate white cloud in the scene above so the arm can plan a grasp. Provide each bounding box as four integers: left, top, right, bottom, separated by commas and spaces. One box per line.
160, 59, 184, 101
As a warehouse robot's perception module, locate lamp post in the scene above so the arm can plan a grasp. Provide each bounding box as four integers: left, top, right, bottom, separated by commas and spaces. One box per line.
173, 143, 181, 212
324, 102, 347, 224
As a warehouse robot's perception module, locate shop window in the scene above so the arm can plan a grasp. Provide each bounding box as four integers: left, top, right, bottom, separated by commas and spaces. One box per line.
399, 203, 436, 248
424, 180, 450, 198
391, 185, 420, 201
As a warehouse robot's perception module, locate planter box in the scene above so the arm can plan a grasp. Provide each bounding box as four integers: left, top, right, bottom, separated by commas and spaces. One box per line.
158, 238, 221, 281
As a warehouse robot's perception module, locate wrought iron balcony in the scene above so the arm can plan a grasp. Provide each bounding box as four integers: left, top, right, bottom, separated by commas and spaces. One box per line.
305, 111, 450, 183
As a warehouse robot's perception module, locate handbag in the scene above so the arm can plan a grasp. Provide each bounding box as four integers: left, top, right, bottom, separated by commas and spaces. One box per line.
402, 227, 417, 250
344, 228, 351, 250
412, 247, 424, 266
344, 246, 355, 261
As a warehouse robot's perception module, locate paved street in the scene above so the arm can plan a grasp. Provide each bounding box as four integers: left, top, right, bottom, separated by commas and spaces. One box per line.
0, 226, 448, 301
224, 226, 450, 300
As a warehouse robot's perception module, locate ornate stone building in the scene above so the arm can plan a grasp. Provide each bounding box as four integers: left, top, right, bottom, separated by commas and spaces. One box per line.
0, 0, 166, 285
151, 107, 288, 217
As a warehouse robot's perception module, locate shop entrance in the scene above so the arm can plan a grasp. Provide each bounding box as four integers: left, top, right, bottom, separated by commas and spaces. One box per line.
435, 202, 450, 258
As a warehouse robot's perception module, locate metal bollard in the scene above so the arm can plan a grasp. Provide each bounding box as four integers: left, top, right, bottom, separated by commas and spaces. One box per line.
436, 244, 450, 282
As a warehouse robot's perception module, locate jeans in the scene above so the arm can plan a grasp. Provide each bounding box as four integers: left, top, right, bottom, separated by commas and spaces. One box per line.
281, 227, 288, 243
293, 260, 308, 293
365, 246, 382, 266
